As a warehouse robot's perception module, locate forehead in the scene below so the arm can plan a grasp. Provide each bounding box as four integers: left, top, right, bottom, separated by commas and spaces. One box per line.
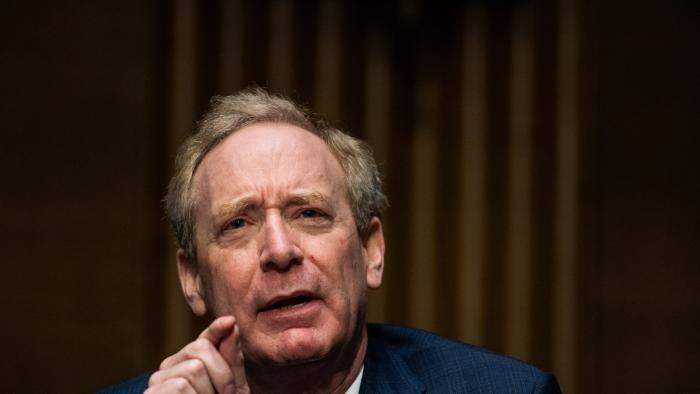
191, 122, 346, 204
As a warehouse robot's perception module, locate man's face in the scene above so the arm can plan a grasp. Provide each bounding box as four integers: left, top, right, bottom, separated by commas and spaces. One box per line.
179, 123, 384, 367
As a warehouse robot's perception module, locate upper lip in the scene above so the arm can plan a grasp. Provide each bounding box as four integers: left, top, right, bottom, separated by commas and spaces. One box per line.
259, 290, 319, 312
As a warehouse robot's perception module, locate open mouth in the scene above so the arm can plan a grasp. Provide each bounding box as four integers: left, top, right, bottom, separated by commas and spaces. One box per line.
260, 295, 315, 312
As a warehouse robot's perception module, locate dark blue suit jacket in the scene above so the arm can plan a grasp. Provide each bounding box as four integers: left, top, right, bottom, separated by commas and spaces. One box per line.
97, 324, 561, 393
360, 324, 560, 393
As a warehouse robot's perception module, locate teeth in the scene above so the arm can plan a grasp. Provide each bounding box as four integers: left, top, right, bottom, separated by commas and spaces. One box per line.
279, 300, 309, 310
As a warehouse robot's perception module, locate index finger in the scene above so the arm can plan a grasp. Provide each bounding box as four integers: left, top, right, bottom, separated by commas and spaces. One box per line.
219, 323, 249, 393
198, 315, 236, 344
202, 316, 249, 392
159, 316, 235, 370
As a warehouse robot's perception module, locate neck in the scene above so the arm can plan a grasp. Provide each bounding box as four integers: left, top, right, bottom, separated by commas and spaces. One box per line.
245, 326, 368, 394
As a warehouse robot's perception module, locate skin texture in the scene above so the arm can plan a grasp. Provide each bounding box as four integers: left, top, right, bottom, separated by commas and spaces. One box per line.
148, 123, 385, 393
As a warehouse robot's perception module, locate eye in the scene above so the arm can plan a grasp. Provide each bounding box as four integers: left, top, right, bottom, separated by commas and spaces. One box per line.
301, 209, 321, 218
301, 209, 323, 218
226, 218, 246, 230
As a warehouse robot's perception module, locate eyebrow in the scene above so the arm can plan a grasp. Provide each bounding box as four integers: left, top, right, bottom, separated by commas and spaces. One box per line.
214, 192, 329, 219
216, 196, 259, 219
287, 192, 329, 207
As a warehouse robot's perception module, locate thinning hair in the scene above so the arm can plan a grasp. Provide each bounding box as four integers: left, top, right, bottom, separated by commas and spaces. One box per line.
164, 88, 387, 258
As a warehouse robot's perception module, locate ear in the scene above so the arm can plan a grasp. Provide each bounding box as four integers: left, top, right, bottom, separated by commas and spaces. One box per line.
176, 248, 207, 316
363, 217, 385, 289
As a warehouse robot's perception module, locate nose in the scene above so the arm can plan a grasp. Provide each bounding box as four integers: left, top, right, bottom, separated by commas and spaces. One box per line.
259, 214, 302, 272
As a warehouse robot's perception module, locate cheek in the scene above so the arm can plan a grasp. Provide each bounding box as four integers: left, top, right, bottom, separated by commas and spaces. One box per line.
306, 236, 366, 293
202, 251, 256, 313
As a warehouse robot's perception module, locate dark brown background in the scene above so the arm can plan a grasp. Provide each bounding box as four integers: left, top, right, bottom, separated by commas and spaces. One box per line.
1, 1, 698, 393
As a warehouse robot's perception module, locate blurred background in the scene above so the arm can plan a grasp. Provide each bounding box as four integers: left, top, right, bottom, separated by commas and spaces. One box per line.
1, 0, 698, 392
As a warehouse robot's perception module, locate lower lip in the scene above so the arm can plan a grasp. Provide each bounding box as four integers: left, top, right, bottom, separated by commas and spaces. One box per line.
258, 298, 323, 322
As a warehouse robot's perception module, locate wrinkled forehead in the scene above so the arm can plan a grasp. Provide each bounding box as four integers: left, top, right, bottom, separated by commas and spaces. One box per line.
190, 122, 348, 204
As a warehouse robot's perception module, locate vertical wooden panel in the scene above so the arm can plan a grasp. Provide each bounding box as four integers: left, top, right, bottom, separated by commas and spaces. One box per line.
218, 0, 244, 92
164, 0, 199, 355
149, 0, 174, 368
505, 2, 535, 362
531, 0, 558, 369
196, 0, 221, 109
242, 0, 270, 84
315, 0, 341, 120
384, 26, 417, 326
433, 4, 466, 340
409, 77, 439, 332
339, 1, 367, 137
365, 28, 391, 323
169, 0, 199, 155
458, 5, 487, 345
483, 5, 513, 354
268, 0, 294, 93
291, 1, 318, 102
553, 0, 579, 390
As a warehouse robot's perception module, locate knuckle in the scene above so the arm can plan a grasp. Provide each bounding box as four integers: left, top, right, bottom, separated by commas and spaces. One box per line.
189, 338, 213, 354
148, 370, 165, 386
171, 377, 191, 391
185, 358, 206, 376
159, 356, 174, 369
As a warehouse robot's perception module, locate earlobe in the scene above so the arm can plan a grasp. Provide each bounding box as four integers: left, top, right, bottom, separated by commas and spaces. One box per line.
176, 248, 208, 316
364, 217, 385, 289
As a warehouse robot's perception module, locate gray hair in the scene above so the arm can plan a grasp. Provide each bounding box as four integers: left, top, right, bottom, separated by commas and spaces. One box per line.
164, 88, 387, 258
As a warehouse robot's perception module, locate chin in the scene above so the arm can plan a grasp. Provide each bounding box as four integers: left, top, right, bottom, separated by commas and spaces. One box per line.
261, 327, 334, 366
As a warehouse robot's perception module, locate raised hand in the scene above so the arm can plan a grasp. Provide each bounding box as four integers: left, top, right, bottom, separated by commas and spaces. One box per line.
145, 316, 250, 394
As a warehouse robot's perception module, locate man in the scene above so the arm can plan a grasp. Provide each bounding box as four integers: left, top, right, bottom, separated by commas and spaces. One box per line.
99, 88, 561, 393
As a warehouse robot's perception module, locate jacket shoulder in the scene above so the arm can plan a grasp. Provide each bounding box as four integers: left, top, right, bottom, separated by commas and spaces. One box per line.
364, 324, 560, 393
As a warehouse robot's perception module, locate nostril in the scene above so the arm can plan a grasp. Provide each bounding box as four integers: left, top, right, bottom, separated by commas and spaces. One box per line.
262, 256, 301, 272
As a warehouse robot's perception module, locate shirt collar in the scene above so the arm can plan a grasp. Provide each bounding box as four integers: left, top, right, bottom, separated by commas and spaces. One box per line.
344, 365, 364, 394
